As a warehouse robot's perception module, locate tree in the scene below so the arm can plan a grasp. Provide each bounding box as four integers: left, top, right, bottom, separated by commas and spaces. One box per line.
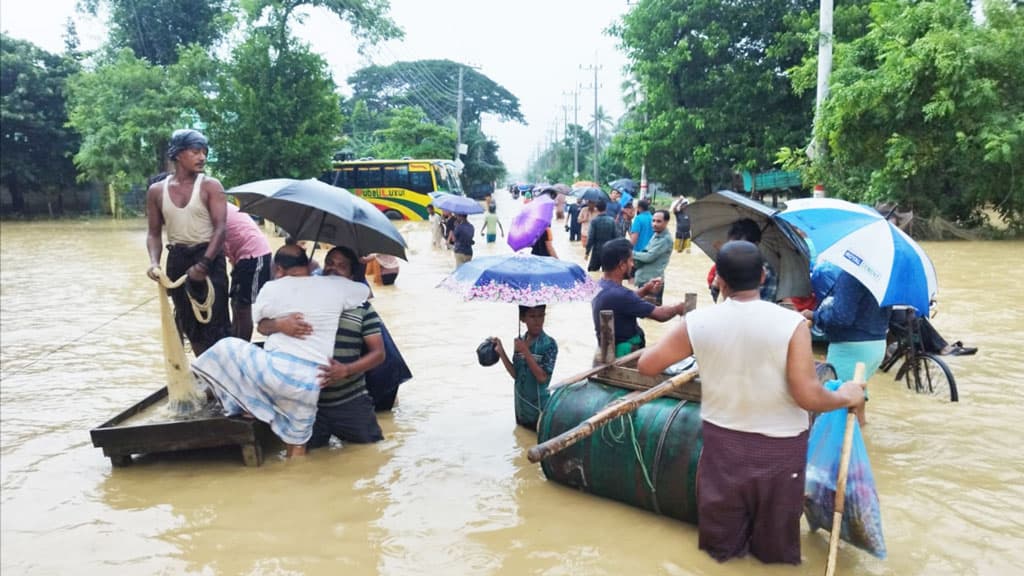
207, 30, 344, 185
80, 0, 233, 65
348, 60, 525, 126
66, 49, 198, 215
240, 0, 403, 52
611, 0, 872, 196
799, 0, 1024, 229
460, 122, 506, 189
0, 35, 80, 215
368, 106, 456, 159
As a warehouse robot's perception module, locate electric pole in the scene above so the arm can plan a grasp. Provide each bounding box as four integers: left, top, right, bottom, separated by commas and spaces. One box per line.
581, 60, 602, 183
455, 65, 464, 163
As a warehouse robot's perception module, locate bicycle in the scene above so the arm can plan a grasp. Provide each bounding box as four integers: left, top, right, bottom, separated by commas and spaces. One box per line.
878, 306, 958, 402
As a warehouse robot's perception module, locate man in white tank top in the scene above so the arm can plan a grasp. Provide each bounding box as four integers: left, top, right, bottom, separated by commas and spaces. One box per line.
145, 129, 230, 355
638, 241, 865, 565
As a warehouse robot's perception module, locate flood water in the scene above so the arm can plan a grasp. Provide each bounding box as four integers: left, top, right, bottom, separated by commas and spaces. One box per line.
2, 190, 1023, 575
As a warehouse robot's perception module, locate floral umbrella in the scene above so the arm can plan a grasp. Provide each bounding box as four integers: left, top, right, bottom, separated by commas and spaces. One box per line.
438, 253, 599, 307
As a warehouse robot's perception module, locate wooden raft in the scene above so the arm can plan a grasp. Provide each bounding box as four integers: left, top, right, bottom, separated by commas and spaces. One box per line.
90, 387, 275, 468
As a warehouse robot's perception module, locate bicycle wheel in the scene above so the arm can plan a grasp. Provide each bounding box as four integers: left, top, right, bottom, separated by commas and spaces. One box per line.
909, 353, 958, 402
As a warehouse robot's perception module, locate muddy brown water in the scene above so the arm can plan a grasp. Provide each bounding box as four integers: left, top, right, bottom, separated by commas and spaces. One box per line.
2, 192, 1022, 575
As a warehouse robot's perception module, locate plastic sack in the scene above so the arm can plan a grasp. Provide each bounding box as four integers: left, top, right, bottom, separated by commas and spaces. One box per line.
804, 380, 887, 558
476, 338, 500, 367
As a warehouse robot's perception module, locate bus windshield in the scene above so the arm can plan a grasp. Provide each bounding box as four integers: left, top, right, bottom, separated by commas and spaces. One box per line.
327, 159, 465, 221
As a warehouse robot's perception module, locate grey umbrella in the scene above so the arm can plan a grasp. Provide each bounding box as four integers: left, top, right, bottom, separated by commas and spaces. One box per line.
608, 178, 637, 195
228, 178, 408, 259
572, 187, 611, 204
687, 190, 810, 299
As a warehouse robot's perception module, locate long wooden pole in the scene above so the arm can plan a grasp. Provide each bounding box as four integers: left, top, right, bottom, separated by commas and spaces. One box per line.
824, 362, 866, 576
549, 348, 644, 389
528, 370, 698, 463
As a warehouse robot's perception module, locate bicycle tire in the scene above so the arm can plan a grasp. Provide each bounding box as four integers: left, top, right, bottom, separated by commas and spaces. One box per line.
909, 353, 958, 402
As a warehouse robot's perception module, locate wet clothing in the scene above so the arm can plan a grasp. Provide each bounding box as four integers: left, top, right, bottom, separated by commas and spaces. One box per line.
813, 270, 890, 343
531, 228, 554, 257
229, 253, 271, 306
698, 421, 808, 565
630, 211, 654, 251
364, 320, 413, 411
567, 203, 582, 242
483, 212, 501, 243
162, 174, 213, 246
512, 331, 558, 430
166, 243, 230, 353
633, 229, 673, 288
311, 302, 385, 446
193, 338, 321, 445
585, 213, 618, 272
686, 297, 810, 564
430, 213, 444, 248
453, 221, 474, 256
591, 279, 655, 349
224, 204, 270, 266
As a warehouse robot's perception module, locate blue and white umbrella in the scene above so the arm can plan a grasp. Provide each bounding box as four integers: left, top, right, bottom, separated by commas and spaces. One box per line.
778, 198, 938, 314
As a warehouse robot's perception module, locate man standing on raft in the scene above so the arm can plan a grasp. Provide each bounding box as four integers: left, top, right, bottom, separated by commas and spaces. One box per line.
146, 129, 230, 355
638, 240, 866, 565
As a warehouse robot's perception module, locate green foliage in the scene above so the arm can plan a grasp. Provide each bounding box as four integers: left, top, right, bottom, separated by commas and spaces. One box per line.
348, 60, 525, 125
66, 49, 198, 200
610, 0, 872, 197
1, 35, 81, 214
367, 106, 455, 159
207, 30, 343, 185
80, 0, 233, 65
461, 122, 506, 187
810, 0, 1024, 229
239, 0, 403, 52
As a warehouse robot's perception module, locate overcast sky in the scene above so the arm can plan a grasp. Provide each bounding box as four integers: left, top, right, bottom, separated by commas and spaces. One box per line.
1, 0, 632, 177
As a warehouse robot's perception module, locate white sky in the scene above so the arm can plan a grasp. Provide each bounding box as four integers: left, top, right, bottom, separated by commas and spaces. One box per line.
0, 0, 632, 177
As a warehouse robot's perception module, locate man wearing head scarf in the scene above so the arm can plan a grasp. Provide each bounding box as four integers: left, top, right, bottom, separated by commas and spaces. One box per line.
145, 129, 230, 355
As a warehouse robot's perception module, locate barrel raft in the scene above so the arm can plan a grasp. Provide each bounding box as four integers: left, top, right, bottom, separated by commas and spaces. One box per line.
537, 379, 703, 525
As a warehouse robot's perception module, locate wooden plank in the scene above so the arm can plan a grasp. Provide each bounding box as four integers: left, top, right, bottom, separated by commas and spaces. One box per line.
592, 365, 703, 402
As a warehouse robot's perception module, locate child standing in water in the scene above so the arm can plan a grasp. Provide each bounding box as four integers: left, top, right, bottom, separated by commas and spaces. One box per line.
491, 305, 558, 430
481, 204, 504, 243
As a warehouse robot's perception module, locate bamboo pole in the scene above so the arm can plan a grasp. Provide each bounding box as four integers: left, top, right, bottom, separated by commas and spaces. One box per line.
824, 362, 866, 576
527, 370, 699, 463
550, 348, 644, 390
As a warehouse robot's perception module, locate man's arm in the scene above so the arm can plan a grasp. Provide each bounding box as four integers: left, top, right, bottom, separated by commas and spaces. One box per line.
201, 177, 228, 261
647, 299, 687, 322
257, 313, 313, 338
786, 322, 866, 411
145, 185, 164, 279
318, 333, 385, 386
638, 319, 693, 375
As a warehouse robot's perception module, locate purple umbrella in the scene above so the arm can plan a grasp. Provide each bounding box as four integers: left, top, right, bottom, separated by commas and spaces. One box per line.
507, 195, 555, 251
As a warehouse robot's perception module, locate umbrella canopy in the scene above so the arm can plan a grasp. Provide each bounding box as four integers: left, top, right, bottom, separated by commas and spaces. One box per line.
778, 198, 938, 314
572, 180, 601, 189
551, 183, 572, 195
430, 192, 483, 215
228, 178, 407, 259
572, 187, 611, 204
439, 253, 599, 306
508, 195, 555, 251
688, 190, 811, 299
608, 178, 637, 195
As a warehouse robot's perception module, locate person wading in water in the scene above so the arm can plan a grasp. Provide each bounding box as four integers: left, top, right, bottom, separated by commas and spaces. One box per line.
146, 129, 230, 355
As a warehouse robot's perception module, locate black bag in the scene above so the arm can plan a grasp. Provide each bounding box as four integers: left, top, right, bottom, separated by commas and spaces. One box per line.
476, 338, 500, 366
364, 321, 412, 411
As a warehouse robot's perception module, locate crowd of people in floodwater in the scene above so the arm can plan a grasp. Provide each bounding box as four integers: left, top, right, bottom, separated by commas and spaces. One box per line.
148, 129, 974, 566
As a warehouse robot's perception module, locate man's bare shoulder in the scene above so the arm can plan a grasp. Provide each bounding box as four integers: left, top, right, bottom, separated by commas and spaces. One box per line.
201, 175, 226, 193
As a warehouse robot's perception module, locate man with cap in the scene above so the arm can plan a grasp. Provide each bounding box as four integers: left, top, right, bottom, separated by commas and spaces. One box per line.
145, 129, 230, 355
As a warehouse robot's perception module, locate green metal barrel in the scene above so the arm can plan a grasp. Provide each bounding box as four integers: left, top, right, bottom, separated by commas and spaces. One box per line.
537, 380, 703, 524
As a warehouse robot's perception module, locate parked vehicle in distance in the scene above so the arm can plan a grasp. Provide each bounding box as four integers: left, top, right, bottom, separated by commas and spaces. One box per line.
324, 158, 464, 220
466, 182, 495, 200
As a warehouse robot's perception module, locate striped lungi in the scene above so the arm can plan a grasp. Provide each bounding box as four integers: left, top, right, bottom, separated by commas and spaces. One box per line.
697, 420, 808, 565
192, 337, 322, 445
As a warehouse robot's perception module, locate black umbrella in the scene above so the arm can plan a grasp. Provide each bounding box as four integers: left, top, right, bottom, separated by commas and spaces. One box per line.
687, 190, 810, 299
572, 187, 611, 204
228, 178, 408, 259
608, 178, 637, 195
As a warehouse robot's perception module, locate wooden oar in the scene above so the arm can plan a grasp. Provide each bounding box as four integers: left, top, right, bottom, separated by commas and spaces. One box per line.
528, 370, 699, 463
824, 362, 866, 576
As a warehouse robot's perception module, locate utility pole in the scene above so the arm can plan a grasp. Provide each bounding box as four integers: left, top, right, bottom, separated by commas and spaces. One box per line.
581, 59, 602, 183
811, 0, 833, 196
455, 65, 464, 163
573, 85, 580, 180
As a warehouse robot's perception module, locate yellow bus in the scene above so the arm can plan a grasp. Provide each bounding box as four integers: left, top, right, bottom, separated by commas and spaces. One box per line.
326, 158, 464, 221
